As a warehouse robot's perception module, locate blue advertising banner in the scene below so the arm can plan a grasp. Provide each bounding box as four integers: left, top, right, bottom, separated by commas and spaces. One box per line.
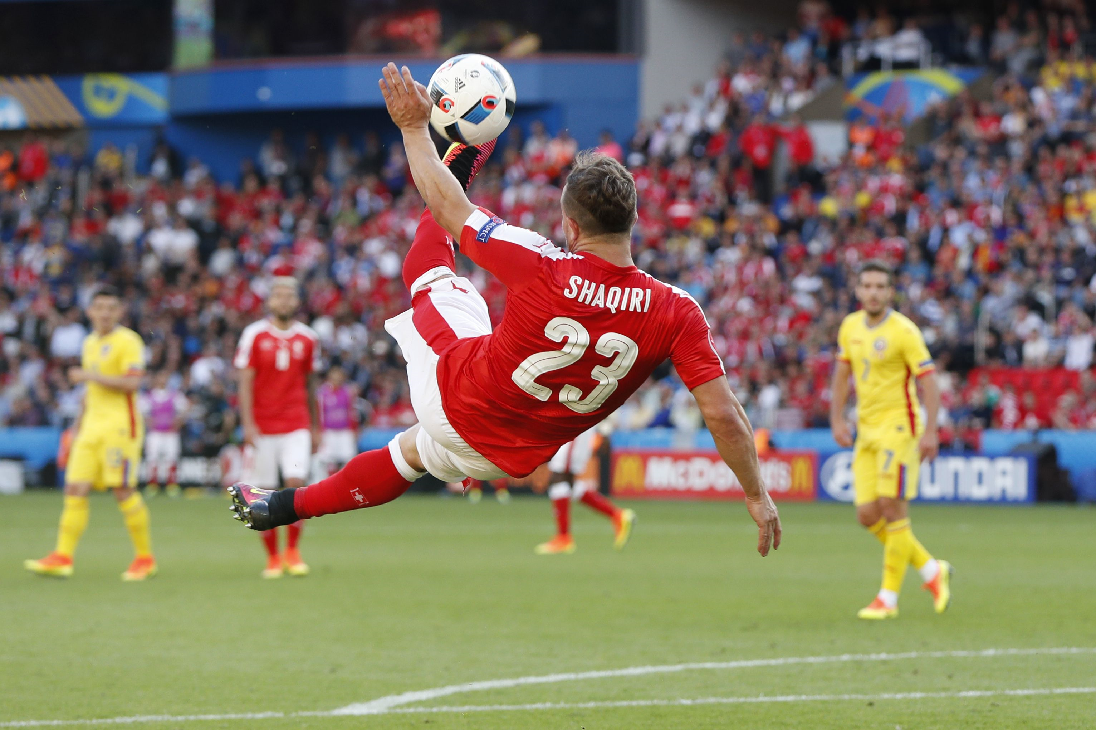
819, 451, 1035, 503
55, 73, 169, 126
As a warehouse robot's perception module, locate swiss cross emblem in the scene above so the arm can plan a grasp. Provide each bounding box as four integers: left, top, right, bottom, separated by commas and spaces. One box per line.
292, 340, 304, 357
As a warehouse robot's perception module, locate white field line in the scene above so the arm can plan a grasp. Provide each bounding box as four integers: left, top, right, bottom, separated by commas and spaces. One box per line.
335, 646, 1096, 715
388, 686, 1096, 714
1, 646, 1093, 727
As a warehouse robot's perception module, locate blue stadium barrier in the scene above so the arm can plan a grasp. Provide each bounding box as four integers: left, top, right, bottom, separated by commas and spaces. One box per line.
0, 427, 1084, 501
0, 427, 63, 471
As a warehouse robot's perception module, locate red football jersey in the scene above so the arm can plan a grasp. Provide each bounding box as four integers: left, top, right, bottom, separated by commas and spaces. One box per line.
234, 319, 321, 434
435, 208, 726, 477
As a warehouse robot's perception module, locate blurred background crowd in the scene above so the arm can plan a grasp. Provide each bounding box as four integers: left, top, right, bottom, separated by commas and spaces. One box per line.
4, 0, 1096, 457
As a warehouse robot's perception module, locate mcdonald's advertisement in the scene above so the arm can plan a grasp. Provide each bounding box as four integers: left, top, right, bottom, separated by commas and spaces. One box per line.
610, 450, 817, 501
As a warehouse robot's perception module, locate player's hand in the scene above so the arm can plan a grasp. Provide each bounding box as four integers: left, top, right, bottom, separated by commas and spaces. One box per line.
311, 426, 322, 454
379, 63, 431, 131
67, 367, 87, 384
242, 424, 259, 448
744, 490, 781, 557
919, 429, 939, 462
832, 418, 854, 448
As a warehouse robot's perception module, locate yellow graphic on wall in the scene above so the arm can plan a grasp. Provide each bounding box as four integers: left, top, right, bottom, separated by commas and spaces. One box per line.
82, 74, 167, 119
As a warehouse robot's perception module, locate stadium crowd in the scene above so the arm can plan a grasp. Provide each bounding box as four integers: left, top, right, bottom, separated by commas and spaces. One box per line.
4, 16, 1096, 459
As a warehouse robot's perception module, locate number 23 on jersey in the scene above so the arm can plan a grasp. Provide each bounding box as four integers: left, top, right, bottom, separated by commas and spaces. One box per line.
511, 316, 639, 414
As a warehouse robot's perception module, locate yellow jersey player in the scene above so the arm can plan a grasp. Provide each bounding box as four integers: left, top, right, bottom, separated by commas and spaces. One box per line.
25, 286, 157, 580
830, 261, 952, 619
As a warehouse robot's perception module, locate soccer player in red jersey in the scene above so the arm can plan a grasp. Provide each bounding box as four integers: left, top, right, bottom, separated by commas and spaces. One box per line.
231, 64, 781, 558
234, 278, 322, 578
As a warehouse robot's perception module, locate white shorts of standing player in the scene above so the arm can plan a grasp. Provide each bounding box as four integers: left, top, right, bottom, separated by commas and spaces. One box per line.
546, 426, 599, 501
246, 429, 312, 489
315, 429, 358, 478
384, 270, 508, 484
145, 430, 181, 485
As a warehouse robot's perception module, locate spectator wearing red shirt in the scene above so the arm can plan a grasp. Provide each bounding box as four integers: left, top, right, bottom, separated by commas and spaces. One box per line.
18, 133, 48, 183
594, 129, 624, 163
778, 114, 817, 188
740, 115, 776, 203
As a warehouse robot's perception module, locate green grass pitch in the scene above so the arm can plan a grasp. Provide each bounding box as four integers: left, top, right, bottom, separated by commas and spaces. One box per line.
1, 492, 1095, 729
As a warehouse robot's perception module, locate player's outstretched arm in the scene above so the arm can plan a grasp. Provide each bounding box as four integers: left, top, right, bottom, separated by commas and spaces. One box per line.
379, 63, 474, 239
692, 377, 781, 557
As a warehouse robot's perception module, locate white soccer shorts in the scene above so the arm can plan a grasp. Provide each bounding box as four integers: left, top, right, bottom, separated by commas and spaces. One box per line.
547, 427, 599, 475
246, 428, 312, 488
145, 431, 181, 467
384, 271, 508, 483
319, 429, 358, 466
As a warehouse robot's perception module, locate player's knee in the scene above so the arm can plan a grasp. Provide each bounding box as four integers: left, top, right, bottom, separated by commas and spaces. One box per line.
856, 506, 880, 528
877, 497, 906, 522
547, 482, 572, 500
397, 426, 425, 473
113, 486, 135, 503
64, 482, 91, 497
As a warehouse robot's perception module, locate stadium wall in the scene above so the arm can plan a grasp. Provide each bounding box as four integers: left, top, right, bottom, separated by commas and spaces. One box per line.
638, 0, 798, 119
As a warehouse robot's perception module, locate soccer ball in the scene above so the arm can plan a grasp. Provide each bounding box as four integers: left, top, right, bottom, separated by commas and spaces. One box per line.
427, 54, 516, 147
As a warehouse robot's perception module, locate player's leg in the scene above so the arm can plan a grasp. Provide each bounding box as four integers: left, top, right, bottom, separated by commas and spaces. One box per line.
400, 140, 495, 294
249, 435, 284, 578
852, 436, 899, 618
26, 435, 99, 576
108, 439, 157, 581
534, 469, 578, 554
860, 435, 921, 618
145, 432, 161, 496
572, 433, 636, 549
279, 430, 311, 577
536, 439, 577, 554
893, 442, 952, 613
164, 432, 181, 497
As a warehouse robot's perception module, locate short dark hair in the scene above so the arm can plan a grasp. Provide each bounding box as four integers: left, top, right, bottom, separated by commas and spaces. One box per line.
857, 260, 894, 286
562, 151, 637, 236
91, 285, 121, 300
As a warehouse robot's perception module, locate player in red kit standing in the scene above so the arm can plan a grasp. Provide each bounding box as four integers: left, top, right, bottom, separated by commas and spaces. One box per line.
536, 421, 634, 555
230, 64, 781, 562
234, 277, 322, 578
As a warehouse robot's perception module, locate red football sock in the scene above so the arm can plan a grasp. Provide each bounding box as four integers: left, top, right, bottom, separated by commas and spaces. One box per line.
552, 497, 570, 537
286, 521, 303, 550
580, 490, 618, 519
402, 209, 456, 291
261, 528, 279, 557
294, 447, 413, 518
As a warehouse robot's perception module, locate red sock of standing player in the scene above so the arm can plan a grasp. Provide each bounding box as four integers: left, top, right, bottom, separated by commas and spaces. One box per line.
261, 528, 279, 557
286, 521, 303, 550
294, 446, 419, 518
580, 490, 619, 519
552, 497, 571, 537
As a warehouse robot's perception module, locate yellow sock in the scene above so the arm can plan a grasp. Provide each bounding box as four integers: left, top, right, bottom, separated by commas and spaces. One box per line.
55, 495, 90, 558
882, 518, 913, 594
867, 517, 887, 545
119, 493, 153, 558
908, 532, 933, 571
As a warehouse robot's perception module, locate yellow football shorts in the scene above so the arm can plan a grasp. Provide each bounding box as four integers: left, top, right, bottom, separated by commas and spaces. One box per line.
66, 423, 143, 490
852, 423, 920, 505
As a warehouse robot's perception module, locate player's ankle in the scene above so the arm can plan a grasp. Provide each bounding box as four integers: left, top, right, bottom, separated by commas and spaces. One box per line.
269, 488, 301, 525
